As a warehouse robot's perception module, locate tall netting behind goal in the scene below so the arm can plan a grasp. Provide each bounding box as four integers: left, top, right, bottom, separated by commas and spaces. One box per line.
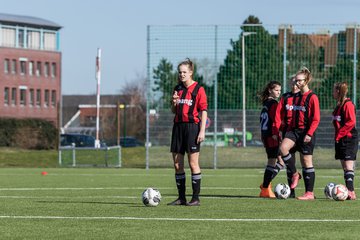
58, 146, 121, 167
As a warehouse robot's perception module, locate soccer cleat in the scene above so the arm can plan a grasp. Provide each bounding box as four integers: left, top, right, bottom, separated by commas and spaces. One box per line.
347, 191, 357, 200
259, 184, 276, 198
290, 172, 302, 189
167, 198, 187, 206
296, 191, 315, 200
186, 199, 200, 206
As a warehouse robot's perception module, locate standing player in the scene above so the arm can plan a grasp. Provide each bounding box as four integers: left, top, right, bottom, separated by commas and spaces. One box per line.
259, 81, 283, 198
332, 82, 358, 200
275, 76, 301, 198
278, 67, 320, 200
168, 58, 208, 206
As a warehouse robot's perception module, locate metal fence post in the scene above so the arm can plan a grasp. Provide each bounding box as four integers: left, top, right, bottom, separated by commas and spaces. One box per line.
72, 143, 76, 167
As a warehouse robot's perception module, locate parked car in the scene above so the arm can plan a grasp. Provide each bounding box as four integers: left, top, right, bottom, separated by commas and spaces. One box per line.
120, 137, 143, 147
60, 133, 106, 148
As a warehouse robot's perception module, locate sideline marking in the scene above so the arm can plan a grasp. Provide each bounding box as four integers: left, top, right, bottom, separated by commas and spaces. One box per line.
0, 215, 359, 222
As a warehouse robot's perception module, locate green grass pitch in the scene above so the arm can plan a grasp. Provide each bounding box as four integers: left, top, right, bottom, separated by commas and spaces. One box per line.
0, 168, 359, 239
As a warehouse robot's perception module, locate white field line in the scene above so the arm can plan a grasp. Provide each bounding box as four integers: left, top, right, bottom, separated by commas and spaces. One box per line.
0, 215, 359, 222
0, 186, 358, 191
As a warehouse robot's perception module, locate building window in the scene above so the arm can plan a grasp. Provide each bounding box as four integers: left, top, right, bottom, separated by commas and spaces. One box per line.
11, 59, 17, 74
29, 61, 34, 76
20, 89, 26, 106
18, 29, 25, 48
36, 61, 41, 76
51, 90, 56, 107
11, 88, 16, 105
4, 59, 10, 74
20, 60, 26, 75
27, 30, 40, 49
44, 90, 49, 107
43, 32, 56, 51
2, 27, 16, 47
44, 62, 50, 77
36, 89, 41, 107
51, 63, 56, 78
4, 87, 9, 105
29, 89, 34, 106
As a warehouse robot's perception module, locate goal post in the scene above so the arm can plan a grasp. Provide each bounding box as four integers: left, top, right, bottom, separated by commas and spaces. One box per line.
58, 145, 121, 168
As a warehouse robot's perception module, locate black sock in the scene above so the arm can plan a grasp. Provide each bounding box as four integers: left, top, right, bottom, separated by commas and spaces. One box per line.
191, 173, 201, 201
344, 170, 355, 191
302, 167, 315, 192
175, 173, 186, 200
262, 166, 274, 188
283, 153, 296, 173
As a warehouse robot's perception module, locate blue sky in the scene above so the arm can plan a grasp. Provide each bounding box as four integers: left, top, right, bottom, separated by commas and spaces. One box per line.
2, 0, 360, 94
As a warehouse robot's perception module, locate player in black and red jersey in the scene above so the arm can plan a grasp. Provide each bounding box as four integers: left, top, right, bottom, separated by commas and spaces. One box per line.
278, 67, 320, 200
258, 81, 283, 198
332, 82, 358, 200
168, 58, 208, 206
275, 76, 300, 198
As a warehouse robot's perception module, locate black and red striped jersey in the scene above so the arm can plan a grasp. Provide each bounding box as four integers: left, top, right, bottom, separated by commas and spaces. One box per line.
274, 91, 299, 135
173, 82, 207, 123
332, 98, 357, 141
260, 98, 278, 137
275, 90, 320, 137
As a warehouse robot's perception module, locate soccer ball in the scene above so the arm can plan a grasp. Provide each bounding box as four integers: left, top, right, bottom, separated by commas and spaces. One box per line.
324, 182, 336, 199
142, 188, 161, 207
332, 184, 348, 201
274, 183, 291, 199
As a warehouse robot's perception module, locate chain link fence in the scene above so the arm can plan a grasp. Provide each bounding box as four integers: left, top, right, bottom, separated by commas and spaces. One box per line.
146, 24, 360, 168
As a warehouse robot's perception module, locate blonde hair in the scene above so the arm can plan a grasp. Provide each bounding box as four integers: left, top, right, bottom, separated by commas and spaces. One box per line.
296, 67, 312, 84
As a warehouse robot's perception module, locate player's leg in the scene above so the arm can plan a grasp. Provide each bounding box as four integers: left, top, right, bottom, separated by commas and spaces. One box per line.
186, 122, 201, 206
188, 152, 201, 205
297, 154, 315, 200
260, 156, 276, 198
341, 160, 356, 199
168, 123, 187, 206
286, 150, 298, 198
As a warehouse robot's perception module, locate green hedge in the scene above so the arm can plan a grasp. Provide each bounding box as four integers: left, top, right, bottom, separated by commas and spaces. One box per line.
0, 118, 57, 149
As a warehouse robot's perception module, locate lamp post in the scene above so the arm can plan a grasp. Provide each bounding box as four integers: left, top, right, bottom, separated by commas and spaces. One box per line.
242, 32, 256, 147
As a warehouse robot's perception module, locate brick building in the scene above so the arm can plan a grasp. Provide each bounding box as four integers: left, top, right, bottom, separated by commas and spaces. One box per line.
0, 13, 62, 127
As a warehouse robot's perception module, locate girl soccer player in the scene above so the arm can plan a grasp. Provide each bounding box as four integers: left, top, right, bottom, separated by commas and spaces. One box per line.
168, 58, 208, 206
332, 82, 358, 200
259, 81, 283, 198
279, 67, 320, 200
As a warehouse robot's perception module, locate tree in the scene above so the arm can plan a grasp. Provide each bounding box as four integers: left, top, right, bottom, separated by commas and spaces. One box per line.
217, 16, 282, 109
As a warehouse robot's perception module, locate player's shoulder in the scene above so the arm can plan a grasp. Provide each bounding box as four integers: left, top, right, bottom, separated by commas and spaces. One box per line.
174, 83, 185, 91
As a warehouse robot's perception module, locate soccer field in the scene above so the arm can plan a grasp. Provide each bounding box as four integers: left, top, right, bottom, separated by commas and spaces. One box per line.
0, 168, 359, 239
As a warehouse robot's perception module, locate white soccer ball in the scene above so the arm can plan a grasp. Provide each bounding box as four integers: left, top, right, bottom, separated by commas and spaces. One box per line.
142, 188, 161, 207
274, 183, 291, 199
324, 182, 336, 199
332, 184, 348, 201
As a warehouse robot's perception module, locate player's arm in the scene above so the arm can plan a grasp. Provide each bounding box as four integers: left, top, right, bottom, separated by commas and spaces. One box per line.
306, 95, 320, 138
336, 102, 356, 141
198, 110, 207, 143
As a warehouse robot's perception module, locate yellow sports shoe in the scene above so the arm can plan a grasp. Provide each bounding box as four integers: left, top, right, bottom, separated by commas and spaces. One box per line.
259, 184, 276, 198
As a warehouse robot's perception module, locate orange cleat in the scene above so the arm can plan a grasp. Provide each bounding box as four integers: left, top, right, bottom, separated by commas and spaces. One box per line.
347, 191, 357, 200
297, 191, 315, 200
290, 172, 302, 189
259, 184, 276, 198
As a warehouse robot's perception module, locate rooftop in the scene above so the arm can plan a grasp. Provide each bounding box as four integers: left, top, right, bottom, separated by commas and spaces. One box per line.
0, 12, 61, 30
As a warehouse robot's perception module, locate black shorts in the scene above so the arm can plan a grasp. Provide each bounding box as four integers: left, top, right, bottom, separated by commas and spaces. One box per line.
284, 130, 316, 155
170, 122, 200, 155
335, 135, 358, 160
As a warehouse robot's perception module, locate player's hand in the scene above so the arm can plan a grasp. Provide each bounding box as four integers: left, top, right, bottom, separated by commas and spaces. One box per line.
304, 134, 311, 143
172, 91, 179, 106
197, 130, 205, 144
